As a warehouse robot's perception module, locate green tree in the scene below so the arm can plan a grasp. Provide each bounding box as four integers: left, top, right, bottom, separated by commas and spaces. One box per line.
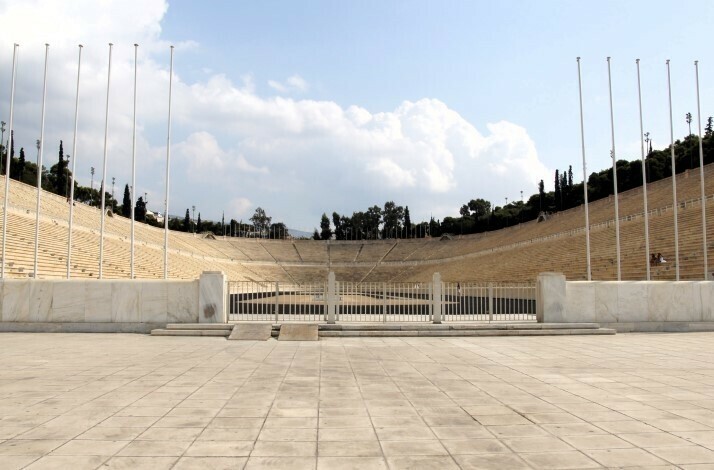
538, 179, 545, 211
320, 213, 332, 240
122, 184, 131, 217
382, 201, 404, 238
197, 213, 203, 232
135, 196, 147, 222
250, 207, 271, 237
554, 169, 561, 211
16, 147, 26, 182
55, 140, 66, 195
404, 206, 412, 238
467, 198, 491, 218
332, 212, 344, 240
706, 117, 713, 137
312, 228, 320, 240
184, 209, 191, 232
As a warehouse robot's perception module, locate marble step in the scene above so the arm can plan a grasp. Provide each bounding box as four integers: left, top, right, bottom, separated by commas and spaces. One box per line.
150, 329, 230, 337
319, 322, 602, 331
165, 323, 234, 330
319, 328, 616, 337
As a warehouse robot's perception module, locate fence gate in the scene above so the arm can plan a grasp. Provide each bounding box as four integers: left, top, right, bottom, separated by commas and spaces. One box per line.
441, 281, 536, 322
228, 281, 326, 322
228, 277, 536, 323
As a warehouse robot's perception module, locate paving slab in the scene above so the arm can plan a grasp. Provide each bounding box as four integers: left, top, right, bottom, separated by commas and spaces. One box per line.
278, 324, 318, 341
228, 323, 272, 341
1, 332, 714, 468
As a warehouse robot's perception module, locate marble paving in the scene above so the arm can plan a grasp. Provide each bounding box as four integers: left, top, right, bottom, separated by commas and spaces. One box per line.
0, 332, 714, 469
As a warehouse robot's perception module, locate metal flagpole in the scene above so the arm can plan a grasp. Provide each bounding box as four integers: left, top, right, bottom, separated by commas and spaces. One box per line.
130, 44, 138, 279
34, 44, 50, 279
99, 43, 113, 279
2, 44, 19, 279
163, 45, 174, 279
636, 59, 651, 281
666, 60, 680, 280
694, 60, 708, 279
607, 57, 621, 280
67, 45, 82, 278
576, 57, 592, 281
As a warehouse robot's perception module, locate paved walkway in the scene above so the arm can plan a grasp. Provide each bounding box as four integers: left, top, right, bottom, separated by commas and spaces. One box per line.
1, 332, 714, 469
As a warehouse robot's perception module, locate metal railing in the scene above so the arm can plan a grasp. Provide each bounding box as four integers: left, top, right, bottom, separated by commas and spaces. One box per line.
228, 281, 326, 322
442, 281, 536, 322
336, 281, 432, 322
228, 276, 535, 323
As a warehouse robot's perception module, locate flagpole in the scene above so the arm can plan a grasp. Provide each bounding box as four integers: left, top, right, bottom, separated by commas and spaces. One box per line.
694, 60, 708, 279
164, 45, 174, 279
33, 44, 50, 279
130, 44, 138, 279
607, 57, 621, 280
636, 59, 651, 281
99, 43, 113, 279
666, 60, 680, 280
1, 43, 18, 279
66, 45, 83, 279
576, 57, 591, 281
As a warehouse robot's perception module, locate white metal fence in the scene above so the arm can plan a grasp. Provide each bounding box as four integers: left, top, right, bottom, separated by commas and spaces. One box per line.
228, 275, 535, 323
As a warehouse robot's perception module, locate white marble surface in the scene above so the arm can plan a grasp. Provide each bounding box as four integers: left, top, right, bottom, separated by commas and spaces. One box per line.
141, 282, 168, 324
2, 280, 30, 322
52, 281, 86, 322
564, 280, 711, 324
111, 282, 142, 322
85, 281, 112, 322
199, 271, 226, 323
1, 278, 201, 324
536, 273, 566, 322
168, 281, 199, 323
28, 281, 54, 322
701, 282, 714, 322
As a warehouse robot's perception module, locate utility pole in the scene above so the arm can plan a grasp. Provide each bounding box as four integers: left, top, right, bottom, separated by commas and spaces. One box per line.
111, 176, 115, 208
90, 166, 95, 191
192, 205, 196, 234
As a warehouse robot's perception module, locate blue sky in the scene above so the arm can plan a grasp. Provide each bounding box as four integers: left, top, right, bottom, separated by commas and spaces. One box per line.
1, 1, 712, 231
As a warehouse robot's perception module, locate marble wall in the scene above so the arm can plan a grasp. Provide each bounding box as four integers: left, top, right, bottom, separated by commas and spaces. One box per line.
1, 278, 200, 324
565, 281, 714, 324
536, 275, 714, 326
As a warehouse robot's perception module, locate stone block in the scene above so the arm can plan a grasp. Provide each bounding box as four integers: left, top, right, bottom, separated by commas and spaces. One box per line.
111, 282, 141, 322
141, 281, 168, 324
168, 281, 199, 323
85, 281, 112, 322
1, 279, 30, 321
228, 323, 272, 340
536, 273, 566, 322
53, 281, 86, 322
278, 324, 318, 341
199, 271, 226, 323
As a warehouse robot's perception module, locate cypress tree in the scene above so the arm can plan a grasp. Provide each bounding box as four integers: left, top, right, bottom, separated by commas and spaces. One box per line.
122, 184, 131, 217
183, 209, 190, 232
197, 213, 203, 232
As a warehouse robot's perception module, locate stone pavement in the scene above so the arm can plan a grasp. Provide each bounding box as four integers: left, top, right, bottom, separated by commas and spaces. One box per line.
0, 333, 714, 469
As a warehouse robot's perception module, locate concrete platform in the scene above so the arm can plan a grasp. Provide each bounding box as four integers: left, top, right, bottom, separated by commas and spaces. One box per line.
278, 323, 319, 341
1, 332, 714, 469
228, 323, 273, 341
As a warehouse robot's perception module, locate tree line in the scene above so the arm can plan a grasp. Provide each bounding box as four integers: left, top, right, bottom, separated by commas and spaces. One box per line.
314, 118, 714, 239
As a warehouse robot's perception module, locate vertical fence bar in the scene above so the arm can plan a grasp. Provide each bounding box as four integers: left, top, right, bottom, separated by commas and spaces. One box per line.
488, 283, 494, 322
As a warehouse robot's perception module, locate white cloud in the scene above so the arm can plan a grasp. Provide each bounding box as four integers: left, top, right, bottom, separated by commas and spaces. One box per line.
0, 0, 551, 229
268, 74, 308, 94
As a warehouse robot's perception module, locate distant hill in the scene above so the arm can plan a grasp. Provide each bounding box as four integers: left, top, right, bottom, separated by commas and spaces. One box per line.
288, 228, 313, 239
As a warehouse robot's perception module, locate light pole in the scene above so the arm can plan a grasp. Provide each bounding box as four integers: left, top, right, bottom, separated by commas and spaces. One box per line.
192, 205, 196, 234
65, 156, 70, 198
111, 176, 115, 209
644, 132, 651, 182
686, 112, 692, 136
35, 140, 41, 182
90, 166, 95, 191
0, 121, 5, 162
